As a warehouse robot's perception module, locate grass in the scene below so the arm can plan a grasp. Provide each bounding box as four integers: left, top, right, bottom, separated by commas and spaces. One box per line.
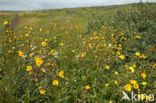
0, 2, 156, 103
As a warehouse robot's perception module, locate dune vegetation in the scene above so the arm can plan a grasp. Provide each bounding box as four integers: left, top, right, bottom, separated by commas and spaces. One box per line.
0, 2, 156, 103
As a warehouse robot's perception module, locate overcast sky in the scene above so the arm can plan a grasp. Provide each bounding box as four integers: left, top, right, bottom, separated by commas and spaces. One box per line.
0, 0, 155, 11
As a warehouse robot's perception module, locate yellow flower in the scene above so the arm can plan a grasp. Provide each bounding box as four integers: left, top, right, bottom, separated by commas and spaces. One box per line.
105, 83, 110, 87
141, 54, 146, 59
53, 80, 59, 86
117, 52, 120, 55
136, 36, 141, 39
58, 71, 64, 78
142, 82, 147, 86
95, 55, 98, 59
71, 50, 75, 53
114, 80, 118, 86
141, 72, 146, 79
35, 57, 43, 67
45, 39, 48, 41
129, 67, 135, 73
147, 95, 151, 100
114, 71, 118, 75
26, 66, 32, 71
133, 64, 137, 68
46, 30, 49, 33
38, 86, 42, 90
25, 33, 29, 37
135, 52, 141, 57
130, 80, 137, 84
24, 26, 27, 29
29, 27, 33, 30
105, 65, 110, 70
124, 84, 131, 92
17, 51, 24, 57
81, 52, 85, 57
40, 90, 46, 95
42, 69, 46, 73
152, 64, 156, 68
42, 42, 47, 47
133, 83, 139, 89
138, 94, 145, 100
59, 43, 64, 46
3, 21, 8, 25
85, 85, 91, 90
8, 50, 13, 54
119, 55, 125, 60
46, 62, 51, 66
109, 100, 112, 103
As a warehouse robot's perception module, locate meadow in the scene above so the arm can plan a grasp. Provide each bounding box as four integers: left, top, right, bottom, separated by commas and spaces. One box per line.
0, 2, 156, 103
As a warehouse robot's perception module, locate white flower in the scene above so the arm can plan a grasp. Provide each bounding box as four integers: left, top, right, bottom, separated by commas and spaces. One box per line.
53, 52, 59, 58
75, 55, 80, 58
22, 55, 27, 59
32, 46, 37, 50
109, 43, 112, 47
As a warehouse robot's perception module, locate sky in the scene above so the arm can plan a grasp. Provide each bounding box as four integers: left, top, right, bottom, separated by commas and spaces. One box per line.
0, 0, 155, 11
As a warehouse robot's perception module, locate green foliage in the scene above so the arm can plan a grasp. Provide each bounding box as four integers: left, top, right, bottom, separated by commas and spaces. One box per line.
0, 3, 156, 103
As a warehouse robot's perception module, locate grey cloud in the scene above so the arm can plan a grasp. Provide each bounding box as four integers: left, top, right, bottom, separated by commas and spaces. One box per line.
0, 0, 155, 11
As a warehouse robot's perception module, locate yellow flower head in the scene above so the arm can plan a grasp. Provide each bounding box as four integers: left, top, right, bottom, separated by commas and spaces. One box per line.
42, 69, 46, 73
3, 21, 8, 25
142, 82, 147, 86
17, 51, 24, 57
38, 86, 42, 90
29, 27, 33, 30
130, 80, 137, 84
26, 66, 32, 71
59, 43, 64, 46
136, 36, 141, 39
117, 52, 120, 55
141, 54, 147, 59
35, 57, 43, 67
24, 26, 27, 29
40, 90, 46, 95
114, 71, 118, 75
114, 80, 118, 86
124, 84, 131, 92
72, 50, 75, 53
141, 72, 146, 79
138, 94, 145, 100
129, 67, 135, 73
25, 33, 29, 37
53, 80, 59, 86
119, 55, 125, 60
152, 64, 156, 68
133, 83, 139, 89
85, 85, 91, 90
105, 65, 110, 70
42, 42, 47, 47
105, 83, 110, 87
58, 71, 64, 78
133, 64, 137, 68
147, 95, 152, 100
135, 52, 141, 57
81, 52, 85, 57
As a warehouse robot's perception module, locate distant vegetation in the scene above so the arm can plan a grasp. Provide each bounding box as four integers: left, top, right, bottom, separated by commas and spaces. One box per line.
0, 3, 156, 103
